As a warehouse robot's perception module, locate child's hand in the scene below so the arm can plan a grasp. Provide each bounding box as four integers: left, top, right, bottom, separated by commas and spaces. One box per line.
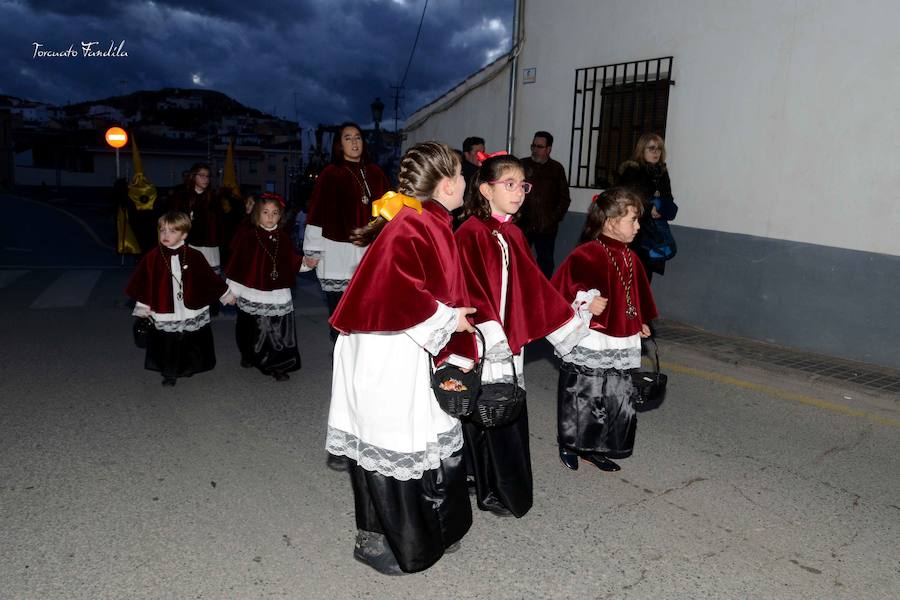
588, 295, 608, 316
134, 306, 151, 318
639, 324, 651, 338
222, 292, 237, 305
455, 307, 477, 333
303, 257, 319, 269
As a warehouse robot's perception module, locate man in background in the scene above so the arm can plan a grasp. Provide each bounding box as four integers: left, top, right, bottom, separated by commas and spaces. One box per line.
519, 131, 571, 278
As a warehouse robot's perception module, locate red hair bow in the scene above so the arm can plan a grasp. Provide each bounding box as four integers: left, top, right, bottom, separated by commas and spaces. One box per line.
259, 192, 285, 208
475, 150, 508, 163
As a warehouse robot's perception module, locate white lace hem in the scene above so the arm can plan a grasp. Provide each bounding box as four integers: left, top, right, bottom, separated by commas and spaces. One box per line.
227, 280, 293, 316
320, 278, 351, 292
325, 422, 464, 481
561, 346, 641, 370
236, 298, 294, 316
151, 311, 210, 333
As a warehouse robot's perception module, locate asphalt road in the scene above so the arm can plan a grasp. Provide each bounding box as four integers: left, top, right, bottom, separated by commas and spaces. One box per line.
1, 194, 897, 599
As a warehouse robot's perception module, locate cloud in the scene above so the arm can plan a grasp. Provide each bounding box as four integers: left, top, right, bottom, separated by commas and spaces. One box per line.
1, 0, 514, 127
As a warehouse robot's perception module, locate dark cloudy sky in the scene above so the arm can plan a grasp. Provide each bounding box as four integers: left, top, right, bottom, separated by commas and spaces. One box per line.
1, 0, 513, 128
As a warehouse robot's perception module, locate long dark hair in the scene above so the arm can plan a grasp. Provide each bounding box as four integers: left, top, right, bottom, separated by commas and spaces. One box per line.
579, 187, 644, 243
186, 162, 211, 191
331, 122, 371, 164
350, 141, 460, 246
462, 154, 524, 222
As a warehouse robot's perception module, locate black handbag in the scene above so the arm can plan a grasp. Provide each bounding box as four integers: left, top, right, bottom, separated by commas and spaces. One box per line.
132, 317, 152, 349
631, 337, 667, 412
471, 355, 526, 428
431, 330, 484, 418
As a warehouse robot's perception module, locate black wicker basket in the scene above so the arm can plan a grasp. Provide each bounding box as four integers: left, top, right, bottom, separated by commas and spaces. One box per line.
632, 338, 667, 412
471, 358, 525, 428
430, 329, 484, 418
133, 317, 152, 349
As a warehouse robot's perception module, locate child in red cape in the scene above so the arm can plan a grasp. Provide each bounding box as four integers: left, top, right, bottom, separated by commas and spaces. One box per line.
551, 188, 658, 472
224, 193, 303, 381
454, 153, 586, 517
326, 142, 478, 575
126, 211, 235, 386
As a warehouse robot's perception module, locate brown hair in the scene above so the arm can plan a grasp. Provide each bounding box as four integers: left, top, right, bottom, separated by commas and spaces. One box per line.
351, 141, 460, 246
250, 195, 283, 226
158, 211, 192, 234
579, 187, 643, 243
631, 133, 667, 167
462, 154, 524, 221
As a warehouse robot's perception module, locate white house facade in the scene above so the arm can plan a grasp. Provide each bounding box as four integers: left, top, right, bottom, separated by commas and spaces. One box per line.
404, 0, 900, 369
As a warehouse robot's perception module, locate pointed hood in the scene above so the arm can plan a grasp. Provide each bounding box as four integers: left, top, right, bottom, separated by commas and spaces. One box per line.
128, 135, 157, 210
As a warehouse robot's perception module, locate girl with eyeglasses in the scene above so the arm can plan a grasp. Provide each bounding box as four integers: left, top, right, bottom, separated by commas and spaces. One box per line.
454, 153, 586, 518
617, 133, 679, 280
167, 162, 225, 271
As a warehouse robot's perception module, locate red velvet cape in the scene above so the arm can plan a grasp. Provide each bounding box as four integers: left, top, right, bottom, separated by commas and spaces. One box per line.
168, 187, 222, 247
455, 216, 574, 354
551, 235, 658, 337
125, 245, 228, 313
224, 226, 302, 291
329, 201, 475, 360
306, 161, 391, 243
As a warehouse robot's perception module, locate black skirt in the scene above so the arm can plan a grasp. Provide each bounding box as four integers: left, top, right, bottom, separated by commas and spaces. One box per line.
349, 449, 472, 573
235, 309, 301, 375
557, 361, 637, 458
145, 323, 216, 379
463, 404, 533, 517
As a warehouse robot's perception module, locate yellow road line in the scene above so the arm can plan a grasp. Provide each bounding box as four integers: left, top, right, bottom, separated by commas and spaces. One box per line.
663, 361, 900, 430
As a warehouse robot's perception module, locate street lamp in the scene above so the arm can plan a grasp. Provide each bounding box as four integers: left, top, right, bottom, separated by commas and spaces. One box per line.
370, 97, 385, 131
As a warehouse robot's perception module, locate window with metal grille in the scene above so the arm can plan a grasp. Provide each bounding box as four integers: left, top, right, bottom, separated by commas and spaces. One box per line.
568, 57, 674, 189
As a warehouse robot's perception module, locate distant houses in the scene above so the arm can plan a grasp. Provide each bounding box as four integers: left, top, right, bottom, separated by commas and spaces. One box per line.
1, 89, 304, 196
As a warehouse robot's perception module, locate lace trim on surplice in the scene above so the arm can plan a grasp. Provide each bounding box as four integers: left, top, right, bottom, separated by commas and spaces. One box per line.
236, 297, 294, 316
560, 345, 641, 370
325, 422, 464, 481
152, 311, 210, 333
320, 278, 350, 292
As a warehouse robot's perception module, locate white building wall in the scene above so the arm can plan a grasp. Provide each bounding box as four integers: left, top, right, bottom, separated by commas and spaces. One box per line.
513, 0, 900, 255
404, 60, 512, 154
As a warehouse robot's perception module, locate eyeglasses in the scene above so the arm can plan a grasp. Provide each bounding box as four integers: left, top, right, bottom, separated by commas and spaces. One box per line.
488, 179, 533, 194
530, 144, 547, 149
645, 145, 663, 152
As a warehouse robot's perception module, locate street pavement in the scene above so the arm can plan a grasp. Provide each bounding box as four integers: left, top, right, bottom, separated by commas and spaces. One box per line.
1, 194, 898, 599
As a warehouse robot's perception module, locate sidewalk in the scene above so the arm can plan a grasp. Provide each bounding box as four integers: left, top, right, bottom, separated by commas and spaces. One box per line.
654, 319, 900, 399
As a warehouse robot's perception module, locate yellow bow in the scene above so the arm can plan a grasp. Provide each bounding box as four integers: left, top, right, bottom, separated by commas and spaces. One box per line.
371, 191, 422, 221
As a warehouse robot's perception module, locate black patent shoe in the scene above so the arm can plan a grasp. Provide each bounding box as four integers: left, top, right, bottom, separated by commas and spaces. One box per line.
326, 454, 349, 472
581, 453, 621, 472
559, 447, 579, 471
353, 530, 406, 576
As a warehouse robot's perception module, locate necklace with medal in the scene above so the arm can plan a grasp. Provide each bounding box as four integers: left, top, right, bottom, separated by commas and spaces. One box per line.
345, 163, 372, 205
597, 239, 638, 319
161, 244, 188, 301
256, 227, 280, 280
